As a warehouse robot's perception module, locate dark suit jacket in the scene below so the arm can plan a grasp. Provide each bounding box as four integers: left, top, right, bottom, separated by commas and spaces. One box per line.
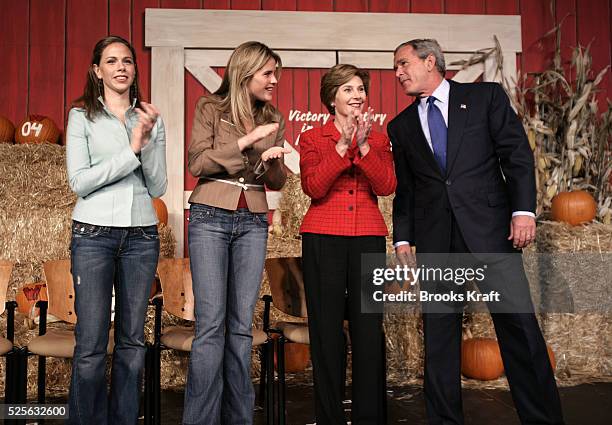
388, 80, 536, 253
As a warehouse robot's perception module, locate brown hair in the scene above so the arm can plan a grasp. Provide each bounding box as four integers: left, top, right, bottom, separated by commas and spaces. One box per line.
73, 35, 142, 121
320, 64, 370, 115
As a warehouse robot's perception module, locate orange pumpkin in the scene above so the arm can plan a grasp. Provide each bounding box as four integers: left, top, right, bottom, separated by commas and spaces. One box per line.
152, 198, 168, 225
0, 115, 15, 143
15, 115, 61, 144
271, 334, 311, 373
461, 337, 504, 380
551, 190, 597, 225
15, 282, 48, 319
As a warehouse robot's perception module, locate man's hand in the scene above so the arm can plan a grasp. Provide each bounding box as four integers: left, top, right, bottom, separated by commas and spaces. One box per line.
395, 243, 416, 267
508, 215, 536, 249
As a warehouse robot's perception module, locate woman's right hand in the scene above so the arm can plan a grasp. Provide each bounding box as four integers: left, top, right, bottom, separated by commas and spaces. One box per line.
238, 122, 279, 151
131, 102, 160, 154
336, 114, 355, 157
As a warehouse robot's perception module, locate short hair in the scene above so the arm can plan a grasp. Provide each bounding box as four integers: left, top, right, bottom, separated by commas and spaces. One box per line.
394, 39, 446, 75
320, 64, 370, 115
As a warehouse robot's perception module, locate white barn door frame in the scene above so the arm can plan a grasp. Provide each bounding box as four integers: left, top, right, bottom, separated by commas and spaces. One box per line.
146, 9, 522, 256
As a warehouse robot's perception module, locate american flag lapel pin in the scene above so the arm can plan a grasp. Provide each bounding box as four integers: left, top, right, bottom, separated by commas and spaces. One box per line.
460, 104, 467, 109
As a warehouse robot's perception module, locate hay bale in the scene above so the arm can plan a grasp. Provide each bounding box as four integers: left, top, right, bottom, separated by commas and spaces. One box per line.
533, 221, 612, 381
0, 144, 178, 396
0, 144, 76, 211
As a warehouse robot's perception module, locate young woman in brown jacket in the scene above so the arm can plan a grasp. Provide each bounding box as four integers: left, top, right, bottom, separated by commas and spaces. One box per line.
183, 41, 289, 425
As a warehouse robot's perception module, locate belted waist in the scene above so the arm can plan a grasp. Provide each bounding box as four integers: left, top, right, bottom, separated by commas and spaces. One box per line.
202, 176, 265, 191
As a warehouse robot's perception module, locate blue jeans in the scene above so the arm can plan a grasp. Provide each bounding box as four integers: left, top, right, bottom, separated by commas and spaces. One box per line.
67, 221, 159, 425
183, 204, 268, 425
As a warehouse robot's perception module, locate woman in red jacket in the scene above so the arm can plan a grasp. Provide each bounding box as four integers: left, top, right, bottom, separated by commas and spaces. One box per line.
299, 64, 396, 425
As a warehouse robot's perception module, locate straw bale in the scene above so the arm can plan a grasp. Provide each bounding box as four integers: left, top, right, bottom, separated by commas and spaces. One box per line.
533, 221, 612, 380
0, 144, 76, 211
535, 220, 612, 253
0, 144, 179, 396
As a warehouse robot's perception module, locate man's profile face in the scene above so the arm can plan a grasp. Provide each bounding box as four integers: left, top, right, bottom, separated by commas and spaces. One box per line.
394, 45, 432, 97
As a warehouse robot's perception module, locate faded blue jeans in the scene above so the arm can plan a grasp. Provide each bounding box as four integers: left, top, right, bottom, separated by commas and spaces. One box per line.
67, 221, 159, 425
183, 204, 268, 425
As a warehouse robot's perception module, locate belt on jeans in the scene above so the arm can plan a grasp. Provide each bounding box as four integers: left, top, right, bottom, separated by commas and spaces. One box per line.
203, 176, 265, 191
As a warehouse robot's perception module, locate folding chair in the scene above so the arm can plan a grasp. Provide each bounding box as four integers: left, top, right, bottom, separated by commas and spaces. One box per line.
147, 258, 274, 425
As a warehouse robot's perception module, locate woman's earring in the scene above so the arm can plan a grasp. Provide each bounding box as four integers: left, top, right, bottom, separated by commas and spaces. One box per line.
97, 79, 104, 95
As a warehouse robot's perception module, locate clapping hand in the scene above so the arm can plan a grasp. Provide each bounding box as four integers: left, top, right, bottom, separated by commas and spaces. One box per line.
238, 122, 280, 152
131, 102, 160, 154
336, 114, 355, 156
261, 146, 291, 162
355, 107, 374, 148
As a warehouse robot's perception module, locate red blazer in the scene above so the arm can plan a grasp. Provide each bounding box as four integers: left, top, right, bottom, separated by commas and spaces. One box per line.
299, 119, 397, 236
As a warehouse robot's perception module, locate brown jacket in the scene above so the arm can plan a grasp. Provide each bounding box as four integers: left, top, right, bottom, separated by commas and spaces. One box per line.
187, 96, 287, 212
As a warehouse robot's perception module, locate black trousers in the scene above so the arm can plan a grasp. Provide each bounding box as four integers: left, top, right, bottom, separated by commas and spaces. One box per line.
422, 216, 564, 425
302, 233, 387, 425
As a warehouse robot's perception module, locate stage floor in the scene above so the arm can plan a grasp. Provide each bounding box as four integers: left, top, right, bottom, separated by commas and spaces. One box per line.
37, 382, 611, 424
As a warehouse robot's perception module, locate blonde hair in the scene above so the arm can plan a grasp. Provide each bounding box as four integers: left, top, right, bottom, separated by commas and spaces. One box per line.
211, 41, 282, 134
320, 64, 370, 115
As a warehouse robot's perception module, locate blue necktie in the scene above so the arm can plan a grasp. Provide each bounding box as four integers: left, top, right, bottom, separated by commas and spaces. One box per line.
427, 96, 447, 174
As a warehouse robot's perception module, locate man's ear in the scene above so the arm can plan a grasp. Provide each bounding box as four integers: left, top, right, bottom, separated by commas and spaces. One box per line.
426, 54, 436, 72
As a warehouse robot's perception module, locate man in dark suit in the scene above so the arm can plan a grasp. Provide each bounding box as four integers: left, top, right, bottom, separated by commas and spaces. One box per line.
388, 39, 564, 425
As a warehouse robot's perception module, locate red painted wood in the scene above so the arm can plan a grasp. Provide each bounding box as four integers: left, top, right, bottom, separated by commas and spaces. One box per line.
485, 0, 518, 14
132, 0, 159, 101
308, 69, 324, 117
109, 0, 132, 40
576, 0, 610, 109
231, 0, 261, 9
445, 0, 484, 14
554, 0, 577, 82
275, 68, 294, 145
203, 0, 230, 8
335, 0, 368, 12
28, 0, 66, 135
263, 0, 297, 10
368, 0, 409, 13
520, 0, 555, 75
410, 0, 443, 13
65, 0, 108, 111
0, 0, 29, 124
367, 69, 382, 133
291, 68, 310, 147
297, 0, 333, 11
380, 69, 398, 131
161, 0, 200, 7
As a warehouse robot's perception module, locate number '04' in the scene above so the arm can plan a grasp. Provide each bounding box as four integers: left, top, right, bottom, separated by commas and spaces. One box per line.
21, 121, 43, 137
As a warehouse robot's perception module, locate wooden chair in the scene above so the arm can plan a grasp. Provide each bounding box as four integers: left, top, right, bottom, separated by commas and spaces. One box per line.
26, 259, 115, 407
147, 258, 274, 425
264, 257, 355, 425
0, 260, 19, 403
